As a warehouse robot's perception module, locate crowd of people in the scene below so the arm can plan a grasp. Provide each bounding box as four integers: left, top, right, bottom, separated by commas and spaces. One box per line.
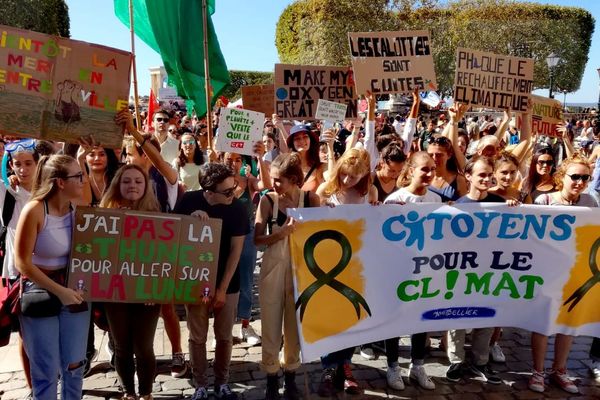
1, 90, 600, 400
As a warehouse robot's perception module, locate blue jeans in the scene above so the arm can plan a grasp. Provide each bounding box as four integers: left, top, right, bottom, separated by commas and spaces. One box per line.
237, 228, 256, 320
20, 305, 91, 400
321, 347, 356, 369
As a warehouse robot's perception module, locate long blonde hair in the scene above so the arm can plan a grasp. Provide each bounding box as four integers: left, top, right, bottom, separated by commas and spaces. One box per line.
99, 164, 160, 212
30, 154, 77, 202
323, 148, 372, 197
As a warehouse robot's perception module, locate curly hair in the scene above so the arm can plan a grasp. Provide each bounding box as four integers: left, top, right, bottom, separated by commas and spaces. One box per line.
553, 154, 590, 191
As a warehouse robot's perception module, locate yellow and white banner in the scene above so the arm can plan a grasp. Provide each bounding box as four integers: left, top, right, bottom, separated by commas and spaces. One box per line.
289, 203, 600, 361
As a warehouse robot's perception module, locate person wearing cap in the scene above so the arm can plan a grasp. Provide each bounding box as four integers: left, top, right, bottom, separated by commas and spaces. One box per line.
286, 124, 324, 192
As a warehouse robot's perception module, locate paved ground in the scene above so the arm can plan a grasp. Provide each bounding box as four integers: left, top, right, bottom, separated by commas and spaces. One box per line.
1, 272, 600, 399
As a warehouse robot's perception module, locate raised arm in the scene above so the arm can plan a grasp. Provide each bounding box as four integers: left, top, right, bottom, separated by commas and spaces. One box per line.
362, 92, 378, 171
445, 102, 468, 171
116, 109, 178, 185
510, 102, 532, 165
495, 108, 512, 142
400, 89, 420, 156
273, 114, 289, 154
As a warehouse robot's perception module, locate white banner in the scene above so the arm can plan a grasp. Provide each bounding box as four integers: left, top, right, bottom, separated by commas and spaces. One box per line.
216, 108, 264, 156
288, 203, 600, 361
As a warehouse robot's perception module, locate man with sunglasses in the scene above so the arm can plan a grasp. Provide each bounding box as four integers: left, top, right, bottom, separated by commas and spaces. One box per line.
152, 109, 179, 164
174, 163, 249, 400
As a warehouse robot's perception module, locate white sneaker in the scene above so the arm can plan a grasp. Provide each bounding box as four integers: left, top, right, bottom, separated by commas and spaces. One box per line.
490, 343, 506, 363
409, 364, 435, 390
591, 360, 600, 382
360, 346, 376, 360
386, 364, 405, 390
241, 325, 261, 346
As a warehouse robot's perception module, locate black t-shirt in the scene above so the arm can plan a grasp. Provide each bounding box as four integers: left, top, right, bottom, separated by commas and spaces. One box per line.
455, 193, 505, 203
174, 190, 250, 294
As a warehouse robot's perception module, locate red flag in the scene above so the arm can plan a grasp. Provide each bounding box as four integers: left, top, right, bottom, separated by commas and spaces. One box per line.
145, 89, 158, 132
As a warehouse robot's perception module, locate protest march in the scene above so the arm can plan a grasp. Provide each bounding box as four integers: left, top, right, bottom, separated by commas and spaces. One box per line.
1, 1, 600, 400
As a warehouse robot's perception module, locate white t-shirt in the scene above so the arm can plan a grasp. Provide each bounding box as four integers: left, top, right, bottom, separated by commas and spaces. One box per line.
173, 161, 202, 192
384, 187, 442, 204
1, 185, 31, 278
160, 135, 180, 166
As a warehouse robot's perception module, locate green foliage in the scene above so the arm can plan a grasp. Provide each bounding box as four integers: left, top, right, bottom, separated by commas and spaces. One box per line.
275, 0, 594, 96
0, 0, 70, 37
221, 70, 274, 100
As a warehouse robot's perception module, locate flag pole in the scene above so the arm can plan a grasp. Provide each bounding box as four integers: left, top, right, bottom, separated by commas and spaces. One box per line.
202, 0, 214, 149
129, 0, 142, 131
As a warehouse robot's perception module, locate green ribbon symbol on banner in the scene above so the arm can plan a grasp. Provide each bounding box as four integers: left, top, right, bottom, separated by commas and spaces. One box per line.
295, 230, 371, 322
564, 237, 600, 311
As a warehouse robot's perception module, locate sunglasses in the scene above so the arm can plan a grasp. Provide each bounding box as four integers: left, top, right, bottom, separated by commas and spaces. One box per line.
64, 172, 84, 183
182, 140, 196, 145
155, 117, 168, 122
6, 139, 36, 154
168, 129, 176, 133
212, 182, 238, 197
537, 160, 554, 166
427, 136, 450, 146
566, 173, 591, 182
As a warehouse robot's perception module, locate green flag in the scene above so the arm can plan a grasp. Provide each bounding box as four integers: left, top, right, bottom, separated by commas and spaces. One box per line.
114, 0, 229, 117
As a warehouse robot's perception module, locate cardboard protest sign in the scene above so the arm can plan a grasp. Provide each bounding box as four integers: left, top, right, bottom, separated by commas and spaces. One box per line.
0, 25, 131, 148
454, 48, 534, 112
274, 64, 357, 120
215, 107, 264, 156
289, 203, 600, 360
241, 84, 274, 116
528, 94, 564, 137
315, 99, 348, 122
348, 31, 437, 95
68, 207, 221, 304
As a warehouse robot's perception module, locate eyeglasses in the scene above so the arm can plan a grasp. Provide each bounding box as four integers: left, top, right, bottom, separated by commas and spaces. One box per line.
427, 136, 450, 146
182, 140, 196, 145
211, 182, 238, 197
64, 172, 84, 183
537, 160, 554, 167
154, 117, 168, 122
566, 173, 591, 182
5, 139, 36, 154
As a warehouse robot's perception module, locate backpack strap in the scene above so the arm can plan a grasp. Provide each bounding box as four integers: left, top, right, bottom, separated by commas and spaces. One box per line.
298, 190, 305, 208
303, 164, 318, 184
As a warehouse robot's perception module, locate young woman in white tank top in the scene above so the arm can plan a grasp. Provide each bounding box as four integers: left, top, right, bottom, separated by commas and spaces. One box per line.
14, 154, 90, 400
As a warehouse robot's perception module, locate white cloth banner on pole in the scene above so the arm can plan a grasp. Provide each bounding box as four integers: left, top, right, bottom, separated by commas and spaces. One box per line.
288, 203, 600, 361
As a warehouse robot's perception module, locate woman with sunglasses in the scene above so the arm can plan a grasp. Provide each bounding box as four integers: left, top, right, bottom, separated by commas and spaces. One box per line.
520, 148, 556, 203
425, 135, 467, 202
528, 155, 596, 394
99, 164, 162, 400
14, 154, 90, 400
174, 133, 204, 191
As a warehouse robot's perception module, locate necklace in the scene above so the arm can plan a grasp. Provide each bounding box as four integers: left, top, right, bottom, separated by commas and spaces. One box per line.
559, 191, 578, 205
90, 172, 106, 197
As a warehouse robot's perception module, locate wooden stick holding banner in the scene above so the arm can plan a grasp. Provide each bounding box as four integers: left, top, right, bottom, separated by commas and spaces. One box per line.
202, 0, 214, 149
128, 0, 141, 131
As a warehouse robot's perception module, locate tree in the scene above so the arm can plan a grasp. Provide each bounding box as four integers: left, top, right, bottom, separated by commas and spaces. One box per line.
0, 0, 70, 37
221, 70, 274, 100
275, 0, 594, 96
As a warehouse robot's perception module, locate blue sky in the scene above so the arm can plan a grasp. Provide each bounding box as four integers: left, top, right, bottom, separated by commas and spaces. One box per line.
66, 0, 600, 104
